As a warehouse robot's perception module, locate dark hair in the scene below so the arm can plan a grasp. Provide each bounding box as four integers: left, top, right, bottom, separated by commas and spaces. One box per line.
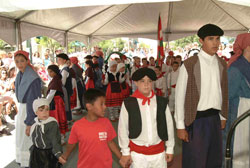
149, 57, 154, 60
83, 89, 105, 107
85, 60, 93, 67
142, 58, 147, 61
155, 66, 161, 71
47, 65, 62, 79
175, 55, 182, 60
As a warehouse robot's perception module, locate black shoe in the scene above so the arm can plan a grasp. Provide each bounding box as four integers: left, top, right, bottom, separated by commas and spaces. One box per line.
1, 128, 11, 135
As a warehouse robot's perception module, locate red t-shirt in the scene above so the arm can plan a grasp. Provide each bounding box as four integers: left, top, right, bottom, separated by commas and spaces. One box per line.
68, 117, 116, 168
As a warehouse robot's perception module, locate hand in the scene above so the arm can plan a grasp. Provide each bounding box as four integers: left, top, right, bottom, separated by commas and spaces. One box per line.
119, 155, 132, 168
25, 126, 31, 136
58, 156, 67, 164
165, 153, 174, 163
221, 120, 226, 130
177, 129, 189, 142
168, 89, 171, 96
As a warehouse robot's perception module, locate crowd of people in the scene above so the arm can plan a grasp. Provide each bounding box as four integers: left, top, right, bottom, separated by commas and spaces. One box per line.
0, 23, 249, 168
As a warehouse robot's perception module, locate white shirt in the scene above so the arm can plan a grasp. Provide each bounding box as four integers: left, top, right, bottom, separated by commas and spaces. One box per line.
60, 64, 69, 86
118, 94, 175, 155
154, 75, 167, 94
175, 49, 225, 129
167, 69, 179, 89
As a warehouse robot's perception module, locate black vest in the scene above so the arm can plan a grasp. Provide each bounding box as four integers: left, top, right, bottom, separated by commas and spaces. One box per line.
124, 96, 168, 141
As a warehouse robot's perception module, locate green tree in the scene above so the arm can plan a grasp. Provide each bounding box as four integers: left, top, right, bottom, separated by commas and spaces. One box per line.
0, 39, 9, 50
98, 38, 126, 55
35, 36, 62, 54
173, 35, 200, 49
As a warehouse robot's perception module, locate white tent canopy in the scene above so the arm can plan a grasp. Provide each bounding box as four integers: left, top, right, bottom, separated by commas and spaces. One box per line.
0, 0, 250, 48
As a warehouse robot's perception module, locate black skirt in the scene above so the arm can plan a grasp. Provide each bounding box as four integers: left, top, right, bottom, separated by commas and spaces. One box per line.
29, 145, 62, 168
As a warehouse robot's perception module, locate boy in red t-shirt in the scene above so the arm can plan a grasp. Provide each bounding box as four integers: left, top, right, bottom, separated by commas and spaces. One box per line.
60, 89, 121, 168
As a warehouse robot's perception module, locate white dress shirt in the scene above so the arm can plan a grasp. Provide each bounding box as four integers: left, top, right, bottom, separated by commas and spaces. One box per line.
175, 49, 225, 129
60, 64, 69, 86
118, 94, 175, 156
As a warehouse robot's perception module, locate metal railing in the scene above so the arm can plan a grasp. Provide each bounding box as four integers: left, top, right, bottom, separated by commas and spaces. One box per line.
225, 109, 250, 168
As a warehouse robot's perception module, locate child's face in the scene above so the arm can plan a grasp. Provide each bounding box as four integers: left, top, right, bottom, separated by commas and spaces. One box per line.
57, 57, 66, 65
154, 68, 161, 76
47, 69, 56, 78
135, 58, 141, 65
172, 64, 179, 71
36, 105, 50, 120
92, 58, 98, 63
88, 97, 106, 118
142, 60, 147, 66
149, 58, 154, 64
110, 64, 117, 72
14, 55, 29, 73
119, 67, 125, 72
135, 76, 153, 97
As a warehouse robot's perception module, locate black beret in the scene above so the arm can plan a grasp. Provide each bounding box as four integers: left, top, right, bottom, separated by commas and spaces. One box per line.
56, 53, 69, 60
132, 68, 157, 81
197, 24, 224, 39
84, 55, 93, 59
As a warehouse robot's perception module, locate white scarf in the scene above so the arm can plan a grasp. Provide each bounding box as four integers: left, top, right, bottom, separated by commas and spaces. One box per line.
30, 117, 58, 135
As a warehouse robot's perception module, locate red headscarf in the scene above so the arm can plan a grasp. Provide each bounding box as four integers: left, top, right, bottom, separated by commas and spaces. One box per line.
228, 33, 250, 67
14, 50, 33, 68
70, 57, 82, 70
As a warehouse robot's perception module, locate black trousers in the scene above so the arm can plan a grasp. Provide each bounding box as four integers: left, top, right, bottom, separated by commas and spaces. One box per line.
182, 109, 222, 168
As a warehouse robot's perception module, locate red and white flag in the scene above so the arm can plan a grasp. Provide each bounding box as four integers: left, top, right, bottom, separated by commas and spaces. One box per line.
156, 14, 165, 67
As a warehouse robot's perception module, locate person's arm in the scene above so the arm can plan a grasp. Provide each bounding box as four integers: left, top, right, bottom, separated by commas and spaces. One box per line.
46, 90, 56, 103
47, 122, 63, 159
61, 69, 69, 86
103, 73, 109, 85
25, 78, 41, 136
118, 102, 132, 168
108, 140, 122, 159
61, 143, 77, 161
174, 65, 189, 142
165, 105, 175, 163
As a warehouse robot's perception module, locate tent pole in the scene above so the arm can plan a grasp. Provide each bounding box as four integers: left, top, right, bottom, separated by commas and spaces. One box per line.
87, 36, 91, 53
65, 31, 68, 54
15, 20, 22, 50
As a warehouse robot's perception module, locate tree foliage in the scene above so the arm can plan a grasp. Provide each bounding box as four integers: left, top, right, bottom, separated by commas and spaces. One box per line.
35, 36, 62, 54
0, 39, 10, 50
173, 35, 200, 49
98, 38, 126, 54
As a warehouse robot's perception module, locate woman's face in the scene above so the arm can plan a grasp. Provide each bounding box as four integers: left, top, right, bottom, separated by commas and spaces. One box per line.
47, 69, 56, 78
14, 55, 29, 73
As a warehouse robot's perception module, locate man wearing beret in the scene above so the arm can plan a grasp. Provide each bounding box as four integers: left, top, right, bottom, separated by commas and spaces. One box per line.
174, 24, 228, 167
118, 68, 175, 168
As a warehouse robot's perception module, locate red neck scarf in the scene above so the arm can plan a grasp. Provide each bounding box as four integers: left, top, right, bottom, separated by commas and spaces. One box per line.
157, 73, 163, 79
135, 64, 141, 69
131, 89, 155, 105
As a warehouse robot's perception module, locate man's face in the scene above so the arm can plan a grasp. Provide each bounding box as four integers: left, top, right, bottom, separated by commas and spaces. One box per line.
199, 36, 221, 56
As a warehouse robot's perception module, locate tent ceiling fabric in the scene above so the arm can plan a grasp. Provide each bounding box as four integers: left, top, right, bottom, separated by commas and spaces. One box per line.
0, 0, 250, 46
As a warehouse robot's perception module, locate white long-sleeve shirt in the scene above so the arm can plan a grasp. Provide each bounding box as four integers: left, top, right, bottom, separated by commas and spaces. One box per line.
175, 49, 226, 129
154, 75, 167, 94
60, 64, 69, 86
167, 69, 179, 89
118, 94, 175, 156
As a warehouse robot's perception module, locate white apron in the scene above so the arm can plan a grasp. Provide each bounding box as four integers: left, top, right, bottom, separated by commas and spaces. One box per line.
233, 97, 250, 168
15, 103, 33, 167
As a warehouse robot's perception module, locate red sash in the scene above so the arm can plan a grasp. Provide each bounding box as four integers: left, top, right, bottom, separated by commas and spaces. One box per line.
155, 88, 163, 96
129, 141, 165, 155
171, 84, 176, 88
